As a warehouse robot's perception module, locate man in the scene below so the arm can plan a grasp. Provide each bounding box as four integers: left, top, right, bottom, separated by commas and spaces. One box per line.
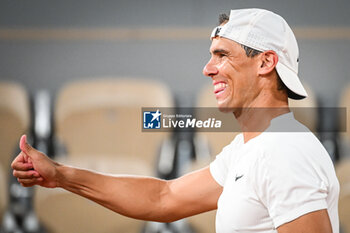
12, 8, 339, 233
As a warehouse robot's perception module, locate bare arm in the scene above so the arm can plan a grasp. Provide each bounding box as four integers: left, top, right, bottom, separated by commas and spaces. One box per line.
57, 165, 221, 222
277, 209, 333, 233
12, 135, 222, 222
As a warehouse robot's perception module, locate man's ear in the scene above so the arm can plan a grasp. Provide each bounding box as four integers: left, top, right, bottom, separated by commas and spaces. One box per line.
258, 50, 278, 76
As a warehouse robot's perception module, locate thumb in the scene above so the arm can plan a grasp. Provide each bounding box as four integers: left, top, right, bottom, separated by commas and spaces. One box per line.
20, 135, 35, 158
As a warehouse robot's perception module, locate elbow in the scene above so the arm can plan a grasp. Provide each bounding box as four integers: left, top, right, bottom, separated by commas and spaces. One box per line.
152, 180, 183, 223
153, 208, 184, 223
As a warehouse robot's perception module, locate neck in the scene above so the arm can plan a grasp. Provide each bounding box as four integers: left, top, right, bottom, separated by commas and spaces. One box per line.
234, 91, 289, 143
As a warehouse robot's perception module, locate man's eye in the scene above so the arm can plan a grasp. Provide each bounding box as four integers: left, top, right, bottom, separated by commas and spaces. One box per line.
219, 53, 227, 58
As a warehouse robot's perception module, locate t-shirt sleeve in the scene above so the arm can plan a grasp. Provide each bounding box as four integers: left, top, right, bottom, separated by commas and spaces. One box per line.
209, 143, 233, 187
254, 146, 329, 228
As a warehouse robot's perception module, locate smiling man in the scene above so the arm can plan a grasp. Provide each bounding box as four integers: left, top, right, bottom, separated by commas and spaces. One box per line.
203, 9, 339, 233
11, 8, 339, 233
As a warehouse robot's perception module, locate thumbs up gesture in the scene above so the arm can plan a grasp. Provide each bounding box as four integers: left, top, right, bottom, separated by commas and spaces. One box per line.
11, 135, 59, 188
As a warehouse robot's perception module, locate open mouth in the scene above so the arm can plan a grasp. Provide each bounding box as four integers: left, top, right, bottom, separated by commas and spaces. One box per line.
214, 82, 228, 96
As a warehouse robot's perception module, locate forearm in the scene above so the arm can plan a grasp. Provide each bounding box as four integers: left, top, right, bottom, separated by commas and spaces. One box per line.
56, 164, 170, 221
14, 136, 215, 221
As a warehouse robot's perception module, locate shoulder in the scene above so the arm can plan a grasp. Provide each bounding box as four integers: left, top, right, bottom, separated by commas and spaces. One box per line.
252, 130, 337, 190
257, 130, 324, 159
250, 131, 332, 179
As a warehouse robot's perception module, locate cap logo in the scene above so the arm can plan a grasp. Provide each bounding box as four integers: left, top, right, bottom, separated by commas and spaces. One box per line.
210, 26, 222, 39
215, 27, 221, 36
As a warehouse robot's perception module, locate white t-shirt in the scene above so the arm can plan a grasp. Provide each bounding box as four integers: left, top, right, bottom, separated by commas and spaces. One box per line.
210, 112, 339, 233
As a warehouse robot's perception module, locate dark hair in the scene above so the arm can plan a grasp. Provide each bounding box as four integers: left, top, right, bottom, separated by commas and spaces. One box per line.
218, 13, 229, 25
241, 45, 261, 58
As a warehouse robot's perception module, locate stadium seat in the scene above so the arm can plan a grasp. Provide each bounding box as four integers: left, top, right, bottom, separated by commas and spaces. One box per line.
339, 84, 350, 145
0, 82, 30, 176
54, 78, 173, 162
338, 84, 350, 232
0, 164, 8, 223
35, 78, 174, 233
336, 159, 350, 233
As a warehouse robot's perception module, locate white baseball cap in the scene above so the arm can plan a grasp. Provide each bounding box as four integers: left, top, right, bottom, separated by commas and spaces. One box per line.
210, 8, 307, 99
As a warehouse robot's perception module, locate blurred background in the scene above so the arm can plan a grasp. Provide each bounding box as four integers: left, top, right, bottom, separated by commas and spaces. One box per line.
0, 0, 350, 233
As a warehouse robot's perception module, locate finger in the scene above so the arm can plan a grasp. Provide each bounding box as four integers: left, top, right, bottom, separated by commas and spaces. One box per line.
20, 135, 34, 158
17, 177, 43, 185
13, 170, 40, 179
19, 183, 34, 188
19, 135, 29, 162
11, 161, 33, 171
11, 151, 30, 167
17, 178, 44, 187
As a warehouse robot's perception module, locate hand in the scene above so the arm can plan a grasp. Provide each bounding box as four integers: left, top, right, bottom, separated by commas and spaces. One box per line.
11, 135, 60, 188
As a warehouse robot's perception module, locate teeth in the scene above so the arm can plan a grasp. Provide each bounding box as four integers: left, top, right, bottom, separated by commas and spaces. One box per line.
214, 83, 228, 92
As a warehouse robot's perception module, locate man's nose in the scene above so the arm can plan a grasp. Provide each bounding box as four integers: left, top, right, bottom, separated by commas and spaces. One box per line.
203, 59, 218, 77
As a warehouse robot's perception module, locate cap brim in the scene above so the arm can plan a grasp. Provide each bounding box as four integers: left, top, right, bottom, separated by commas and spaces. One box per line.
276, 62, 308, 99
